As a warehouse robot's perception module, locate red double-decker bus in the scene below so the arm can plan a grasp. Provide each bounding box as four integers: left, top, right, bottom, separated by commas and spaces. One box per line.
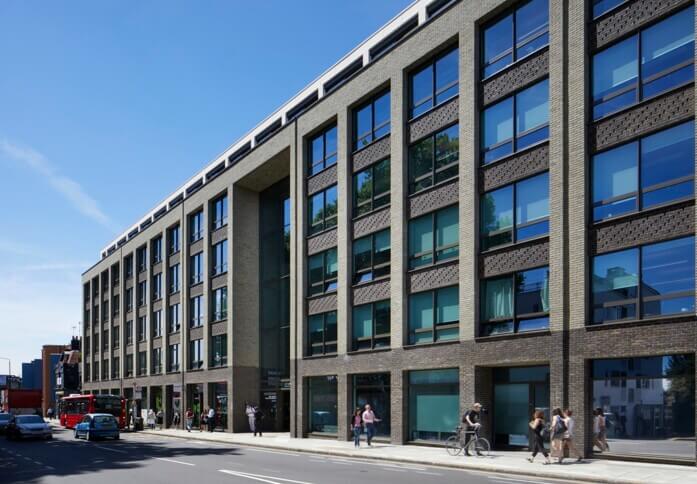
59, 394, 126, 429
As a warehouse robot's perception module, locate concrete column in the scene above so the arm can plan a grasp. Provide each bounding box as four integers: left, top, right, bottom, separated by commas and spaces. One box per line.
389, 369, 405, 444
336, 107, 350, 357
289, 122, 303, 438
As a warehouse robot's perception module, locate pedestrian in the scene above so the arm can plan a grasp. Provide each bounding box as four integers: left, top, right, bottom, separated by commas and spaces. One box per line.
200, 409, 207, 432
47, 407, 54, 420
147, 409, 156, 430
185, 408, 193, 432
351, 408, 362, 448
246, 403, 256, 435
361, 404, 381, 447
593, 408, 609, 452
461, 403, 483, 456
208, 406, 216, 432
527, 410, 551, 464
562, 409, 583, 462
550, 408, 566, 463
173, 411, 181, 428
156, 409, 164, 429
254, 405, 264, 437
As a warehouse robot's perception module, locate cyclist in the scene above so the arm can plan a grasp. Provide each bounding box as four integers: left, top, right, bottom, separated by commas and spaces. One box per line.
461, 403, 483, 456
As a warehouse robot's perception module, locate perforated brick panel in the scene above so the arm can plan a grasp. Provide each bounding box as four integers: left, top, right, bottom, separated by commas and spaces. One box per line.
307, 293, 338, 315
307, 228, 337, 255
480, 143, 549, 192
211, 321, 227, 336
591, 202, 695, 254
353, 136, 391, 173
353, 279, 391, 305
409, 179, 459, 218
481, 49, 549, 106
480, 240, 549, 278
353, 208, 391, 239
307, 164, 338, 195
592, 0, 691, 50
408, 261, 459, 293
408, 97, 459, 144
189, 326, 203, 340
592, 86, 694, 152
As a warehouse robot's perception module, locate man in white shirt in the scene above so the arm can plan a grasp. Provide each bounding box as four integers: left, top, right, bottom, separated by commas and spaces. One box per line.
208, 407, 216, 432
361, 404, 381, 446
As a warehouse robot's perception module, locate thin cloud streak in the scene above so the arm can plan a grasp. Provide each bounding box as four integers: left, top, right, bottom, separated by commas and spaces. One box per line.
0, 140, 118, 232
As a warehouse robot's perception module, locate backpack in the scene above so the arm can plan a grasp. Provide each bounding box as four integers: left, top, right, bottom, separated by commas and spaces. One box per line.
553, 417, 567, 436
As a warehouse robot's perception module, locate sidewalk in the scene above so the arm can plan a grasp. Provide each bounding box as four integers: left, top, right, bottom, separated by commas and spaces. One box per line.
139, 428, 697, 484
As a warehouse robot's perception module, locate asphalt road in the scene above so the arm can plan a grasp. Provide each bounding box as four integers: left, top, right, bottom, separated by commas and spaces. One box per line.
0, 426, 584, 484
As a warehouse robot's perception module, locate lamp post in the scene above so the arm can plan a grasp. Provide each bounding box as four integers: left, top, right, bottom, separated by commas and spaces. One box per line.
0, 357, 11, 377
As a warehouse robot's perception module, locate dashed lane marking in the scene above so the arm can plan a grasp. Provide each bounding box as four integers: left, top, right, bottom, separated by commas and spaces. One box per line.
219, 470, 314, 484
94, 445, 128, 454
153, 457, 195, 466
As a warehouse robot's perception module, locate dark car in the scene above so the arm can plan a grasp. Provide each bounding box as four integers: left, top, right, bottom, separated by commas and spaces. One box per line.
0, 413, 11, 434
5, 415, 52, 440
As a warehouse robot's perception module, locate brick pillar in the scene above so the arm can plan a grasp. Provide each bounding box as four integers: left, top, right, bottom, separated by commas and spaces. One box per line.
336, 374, 349, 441
390, 369, 405, 444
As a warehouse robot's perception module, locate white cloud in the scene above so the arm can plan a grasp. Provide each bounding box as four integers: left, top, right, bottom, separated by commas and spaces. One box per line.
0, 140, 118, 232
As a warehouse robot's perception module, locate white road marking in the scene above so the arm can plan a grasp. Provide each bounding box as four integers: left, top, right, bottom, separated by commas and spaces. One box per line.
244, 448, 304, 457
416, 471, 442, 476
95, 445, 128, 454
490, 478, 549, 484
154, 457, 195, 466
381, 467, 407, 472
219, 470, 313, 484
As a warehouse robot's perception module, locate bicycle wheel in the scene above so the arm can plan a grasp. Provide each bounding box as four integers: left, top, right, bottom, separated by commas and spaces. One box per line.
468, 437, 490, 457
445, 435, 462, 456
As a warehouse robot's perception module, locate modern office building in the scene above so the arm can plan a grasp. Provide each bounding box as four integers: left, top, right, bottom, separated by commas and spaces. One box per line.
21, 359, 42, 390
81, 0, 697, 464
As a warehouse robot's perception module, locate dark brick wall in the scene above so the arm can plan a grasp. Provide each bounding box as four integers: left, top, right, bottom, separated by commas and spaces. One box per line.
307, 229, 337, 255
353, 136, 391, 173
481, 49, 549, 107
408, 180, 459, 218
480, 143, 549, 192
480, 240, 550, 278
353, 208, 391, 239
408, 97, 459, 143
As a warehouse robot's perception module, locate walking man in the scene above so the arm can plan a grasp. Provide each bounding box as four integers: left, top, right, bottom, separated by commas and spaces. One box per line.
246, 403, 256, 435
208, 406, 216, 432
462, 403, 482, 456
361, 404, 381, 447
254, 405, 264, 437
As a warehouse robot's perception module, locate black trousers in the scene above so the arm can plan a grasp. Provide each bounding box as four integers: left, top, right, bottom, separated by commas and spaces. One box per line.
531, 434, 548, 457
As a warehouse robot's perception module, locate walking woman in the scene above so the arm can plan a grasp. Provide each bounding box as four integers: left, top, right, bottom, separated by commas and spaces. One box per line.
563, 409, 583, 462
596, 407, 610, 452
527, 411, 551, 464
351, 408, 362, 448
550, 408, 566, 463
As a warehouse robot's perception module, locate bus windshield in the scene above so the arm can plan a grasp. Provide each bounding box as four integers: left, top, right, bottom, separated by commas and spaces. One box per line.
94, 396, 122, 417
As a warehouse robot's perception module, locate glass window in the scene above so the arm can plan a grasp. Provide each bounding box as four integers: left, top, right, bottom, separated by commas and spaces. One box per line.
353, 373, 391, 437
354, 91, 391, 150
353, 229, 390, 285
408, 368, 459, 442
307, 311, 337, 356
408, 205, 459, 269
409, 47, 459, 118
481, 267, 550, 336
189, 211, 203, 242
308, 248, 338, 296
481, 172, 549, 250
353, 158, 390, 216
482, 0, 549, 78
212, 195, 228, 230
308, 375, 338, 434
169, 264, 180, 294
592, 121, 694, 221
308, 185, 338, 235
152, 273, 162, 300
591, 354, 695, 460
210, 334, 228, 367
153, 310, 162, 337
152, 237, 162, 264
308, 125, 338, 176
190, 295, 203, 327
152, 348, 162, 374
482, 79, 549, 164
168, 344, 179, 372
592, 7, 694, 119
408, 286, 459, 344
169, 225, 180, 254
168, 303, 180, 333
592, 237, 695, 324
137, 316, 147, 341
593, 0, 627, 18
352, 300, 390, 351
136, 246, 147, 272
189, 339, 203, 370
408, 124, 459, 194
212, 239, 228, 275
137, 281, 147, 306
138, 351, 147, 376
190, 252, 203, 285
212, 286, 228, 321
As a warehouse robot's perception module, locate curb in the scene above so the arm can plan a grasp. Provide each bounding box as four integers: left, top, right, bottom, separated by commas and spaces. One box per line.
139, 430, 652, 484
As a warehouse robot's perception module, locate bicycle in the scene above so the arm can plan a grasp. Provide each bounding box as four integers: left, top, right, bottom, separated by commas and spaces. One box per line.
445, 425, 490, 457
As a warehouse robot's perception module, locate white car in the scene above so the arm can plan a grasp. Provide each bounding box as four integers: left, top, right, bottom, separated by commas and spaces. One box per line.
5, 415, 52, 440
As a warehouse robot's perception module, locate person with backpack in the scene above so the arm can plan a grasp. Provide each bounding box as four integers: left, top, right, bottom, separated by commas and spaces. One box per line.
550, 408, 566, 463
527, 410, 551, 464
253, 405, 264, 437
351, 408, 362, 447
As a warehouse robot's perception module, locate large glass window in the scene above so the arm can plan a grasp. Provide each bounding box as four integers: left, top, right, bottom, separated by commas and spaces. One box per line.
409, 47, 459, 118
352, 300, 390, 351
152, 273, 162, 300
308, 125, 338, 176
190, 252, 203, 285
210, 334, 228, 367
168, 343, 179, 372
152, 348, 162, 374
408, 124, 459, 194
153, 310, 162, 337
591, 354, 695, 460
480, 172, 549, 250
189, 339, 203, 370
137, 316, 147, 341
408, 368, 459, 442
212, 240, 228, 275
482, 78, 549, 163
354, 91, 390, 150
592, 121, 694, 221
308, 185, 338, 235
481, 266, 550, 336
592, 236, 695, 324
126, 320, 133, 345
189, 210, 203, 242
353, 229, 390, 285
408, 286, 459, 344
592, 7, 694, 119
353, 373, 391, 437
136, 246, 147, 272
169, 225, 180, 254
308, 248, 338, 296
482, 0, 549, 78
212, 194, 228, 230
307, 375, 338, 434
212, 286, 228, 321
307, 311, 337, 356
408, 205, 459, 269
169, 264, 180, 294
152, 237, 162, 264
168, 303, 180, 333
138, 351, 147, 376
190, 295, 203, 328
353, 158, 390, 216
592, 0, 627, 18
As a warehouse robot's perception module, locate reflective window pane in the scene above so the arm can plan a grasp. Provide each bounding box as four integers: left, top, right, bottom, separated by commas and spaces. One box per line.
516, 267, 549, 315
592, 248, 639, 323
592, 143, 638, 220
481, 185, 514, 250
409, 292, 434, 344
436, 205, 459, 262
374, 92, 391, 138
516, 79, 549, 135
483, 14, 513, 78
515, 172, 549, 240
482, 97, 513, 163
435, 48, 459, 104
592, 36, 638, 118
483, 277, 513, 321
515, 0, 549, 58
410, 65, 433, 117
641, 237, 695, 317
641, 8, 694, 81
409, 214, 434, 269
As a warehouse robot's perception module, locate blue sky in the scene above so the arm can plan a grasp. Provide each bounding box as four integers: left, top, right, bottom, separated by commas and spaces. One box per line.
0, 0, 412, 376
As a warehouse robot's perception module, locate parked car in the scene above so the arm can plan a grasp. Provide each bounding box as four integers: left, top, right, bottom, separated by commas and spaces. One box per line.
74, 413, 120, 441
0, 413, 11, 434
5, 414, 52, 440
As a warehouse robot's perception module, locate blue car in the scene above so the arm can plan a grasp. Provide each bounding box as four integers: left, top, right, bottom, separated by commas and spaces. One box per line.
74, 413, 120, 441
